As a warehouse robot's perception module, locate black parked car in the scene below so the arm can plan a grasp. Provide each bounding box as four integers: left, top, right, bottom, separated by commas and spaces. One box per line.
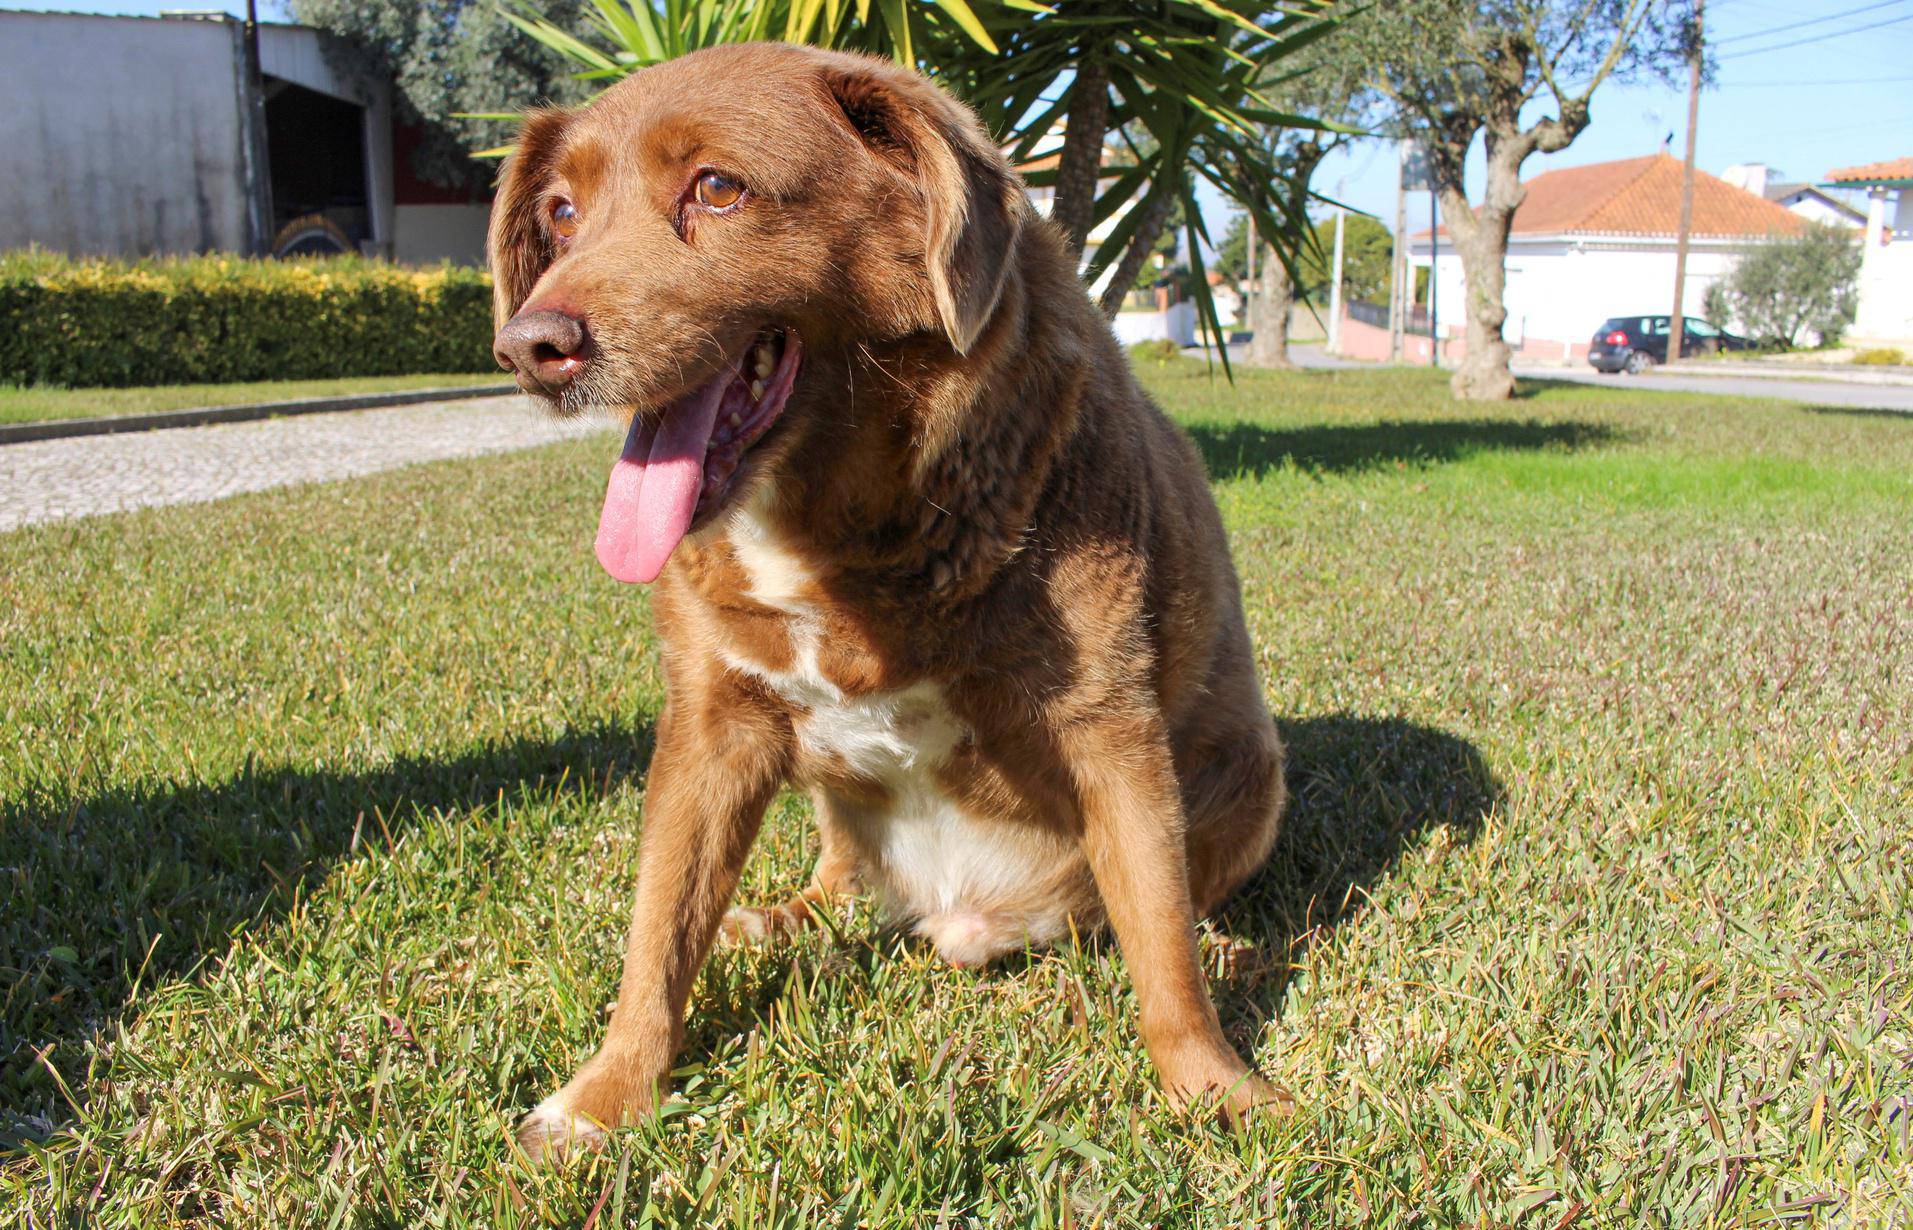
1588, 315, 1755, 374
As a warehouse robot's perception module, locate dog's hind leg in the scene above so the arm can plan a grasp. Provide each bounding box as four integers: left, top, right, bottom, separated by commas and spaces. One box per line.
718, 790, 862, 947
1180, 719, 1287, 920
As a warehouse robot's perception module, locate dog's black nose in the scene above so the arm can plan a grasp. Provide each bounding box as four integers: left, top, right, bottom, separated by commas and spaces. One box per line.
494, 308, 587, 395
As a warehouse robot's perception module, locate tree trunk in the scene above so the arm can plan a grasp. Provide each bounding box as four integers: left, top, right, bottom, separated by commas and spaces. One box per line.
1243, 244, 1295, 368
1442, 144, 1523, 401
1052, 53, 1110, 260
1098, 188, 1177, 319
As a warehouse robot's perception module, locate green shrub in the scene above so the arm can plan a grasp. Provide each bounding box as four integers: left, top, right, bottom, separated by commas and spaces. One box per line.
1850, 347, 1905, 366
1128, 338, 1183, 364
1716, 223, 1861, 349
0, 250, 495, 388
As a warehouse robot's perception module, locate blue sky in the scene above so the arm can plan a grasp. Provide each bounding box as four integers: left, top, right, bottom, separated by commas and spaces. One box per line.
14, 0, 1913, 233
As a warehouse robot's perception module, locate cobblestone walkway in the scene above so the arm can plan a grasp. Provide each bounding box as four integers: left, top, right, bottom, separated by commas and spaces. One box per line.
0, 396, 616, 532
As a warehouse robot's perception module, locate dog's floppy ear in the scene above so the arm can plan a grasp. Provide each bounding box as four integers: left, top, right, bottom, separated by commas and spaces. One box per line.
822, 66, 1024, 353
487, 107, 572, 330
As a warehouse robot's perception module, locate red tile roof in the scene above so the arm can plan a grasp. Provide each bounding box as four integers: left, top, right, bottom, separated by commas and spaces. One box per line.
1826, 157, 1913, 184
1419, 153, 1808, 240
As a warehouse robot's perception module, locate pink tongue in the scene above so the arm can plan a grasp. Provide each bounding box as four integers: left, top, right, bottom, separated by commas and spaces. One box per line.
594, 367, 731, 584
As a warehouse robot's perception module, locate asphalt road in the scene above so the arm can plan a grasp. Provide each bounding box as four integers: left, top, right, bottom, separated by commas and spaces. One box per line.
1215, 342, 1913, 414
1508, 364, 1913, 413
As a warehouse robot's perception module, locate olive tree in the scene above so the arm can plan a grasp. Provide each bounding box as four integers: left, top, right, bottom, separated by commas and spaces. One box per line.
1346, 0, 1695, 399
1721, 224, 1861, 349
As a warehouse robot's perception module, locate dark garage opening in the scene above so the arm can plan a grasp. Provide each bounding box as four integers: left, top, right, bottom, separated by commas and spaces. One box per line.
263, 78, 369, 255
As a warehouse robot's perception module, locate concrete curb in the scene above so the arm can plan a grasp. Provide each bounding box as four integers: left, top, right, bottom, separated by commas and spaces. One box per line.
1657, 362, 1913, 387
0, 383, 521, 446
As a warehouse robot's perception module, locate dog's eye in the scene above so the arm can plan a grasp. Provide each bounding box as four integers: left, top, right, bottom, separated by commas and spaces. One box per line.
552, 201, 581, 241
694, 171, 744, 210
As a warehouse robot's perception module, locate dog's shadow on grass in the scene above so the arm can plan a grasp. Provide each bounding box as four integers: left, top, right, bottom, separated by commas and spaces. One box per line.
1207, 714, 1500, 1037
0, 720, 654, 1140
1186, 418, 1618, 481
5, 711, 1491, 1138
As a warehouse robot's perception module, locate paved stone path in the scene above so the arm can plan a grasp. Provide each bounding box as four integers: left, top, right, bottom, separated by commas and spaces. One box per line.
0, 396, 617, 532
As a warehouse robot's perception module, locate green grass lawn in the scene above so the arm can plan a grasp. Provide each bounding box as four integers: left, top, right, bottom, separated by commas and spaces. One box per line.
2, 365, 1908, 1226
0, 373, 510, 425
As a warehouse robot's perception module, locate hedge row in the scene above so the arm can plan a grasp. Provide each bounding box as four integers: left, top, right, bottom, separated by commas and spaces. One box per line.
0, 250, 497, 388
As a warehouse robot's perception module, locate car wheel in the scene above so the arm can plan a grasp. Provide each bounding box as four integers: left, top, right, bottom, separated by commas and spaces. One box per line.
1624, 349, 1656, 375
271, 214, 355, 259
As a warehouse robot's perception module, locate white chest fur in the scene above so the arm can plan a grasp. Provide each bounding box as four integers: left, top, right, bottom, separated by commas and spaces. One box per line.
717, 494, 1075, 962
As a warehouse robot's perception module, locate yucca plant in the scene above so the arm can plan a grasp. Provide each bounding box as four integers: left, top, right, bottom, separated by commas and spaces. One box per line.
491, 0, 1350, 366
464, 0, 1008, 152
502, 0, 1006, 75
944, 0, 1349, 356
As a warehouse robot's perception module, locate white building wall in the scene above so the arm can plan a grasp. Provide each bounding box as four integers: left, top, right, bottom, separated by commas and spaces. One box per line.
1110, 301, 1197, 346
393, 204, 493, 266
1412, 236, 1745, 344
1852, 187, 1913, 346
0, 11, 251, 255
1776, 193, 1862, 228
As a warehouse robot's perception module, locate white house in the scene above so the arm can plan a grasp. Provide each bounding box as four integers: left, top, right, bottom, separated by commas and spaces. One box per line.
1825, 157, 1913, 348
1721, 163, 1868, 229
1404, 153, 1806, 361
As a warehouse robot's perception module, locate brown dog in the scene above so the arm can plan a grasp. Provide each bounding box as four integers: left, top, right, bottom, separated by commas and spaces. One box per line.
488, 42, 1289, 1159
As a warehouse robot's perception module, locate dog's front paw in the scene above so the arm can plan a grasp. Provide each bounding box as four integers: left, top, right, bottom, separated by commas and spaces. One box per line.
1158, 1046, 1296, 1127
1214, 1070, 1296, 1125
515, 1059, 659, 1164
516, 1090, 608, 1164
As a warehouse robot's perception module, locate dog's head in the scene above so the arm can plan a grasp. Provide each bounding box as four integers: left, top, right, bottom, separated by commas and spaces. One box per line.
488, 43, 1025, 583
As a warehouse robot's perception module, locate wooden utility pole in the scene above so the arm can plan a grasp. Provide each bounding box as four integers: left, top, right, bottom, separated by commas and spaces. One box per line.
1428, 185, 1439, 367
1327, 204, 1346, 354
1668, 0, 1704, 367
1390, 142, 1409, 362
1246, 220, 1257, 329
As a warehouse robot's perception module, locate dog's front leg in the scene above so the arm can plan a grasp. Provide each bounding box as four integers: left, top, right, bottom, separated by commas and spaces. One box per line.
1065, 709, 1292, 1124
518, 693, 789, 1161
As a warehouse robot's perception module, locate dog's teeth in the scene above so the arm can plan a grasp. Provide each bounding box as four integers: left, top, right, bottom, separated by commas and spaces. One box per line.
728, 412, 743, 428
752, 349, 774, 379
749, 380, 764, 401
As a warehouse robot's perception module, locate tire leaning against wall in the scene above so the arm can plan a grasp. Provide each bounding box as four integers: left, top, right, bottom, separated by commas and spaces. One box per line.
271, 214, 356, 259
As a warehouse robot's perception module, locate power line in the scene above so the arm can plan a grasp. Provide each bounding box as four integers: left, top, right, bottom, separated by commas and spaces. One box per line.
1728, 74, 1913, 85
1714, 0, 1909, 45
1759, 108, 1913, 139
1720, 12, 1913, 59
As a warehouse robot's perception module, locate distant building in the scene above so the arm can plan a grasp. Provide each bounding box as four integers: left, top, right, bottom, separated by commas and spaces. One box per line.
0, 10, 492, 265
1721, 163, 1868, 229
1397, 154, 1805, 362
1826, 157, 1913, 347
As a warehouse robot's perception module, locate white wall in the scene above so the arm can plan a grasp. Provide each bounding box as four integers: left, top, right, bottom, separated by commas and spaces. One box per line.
1851, 244, 1913, 345
1853, 188, 1913, 345
1112, 302, 1197, 346
0, 12, 251, 255
393, 204, 493, 266
1777, 192, 1862, 228
1411, 236, 1745, 344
